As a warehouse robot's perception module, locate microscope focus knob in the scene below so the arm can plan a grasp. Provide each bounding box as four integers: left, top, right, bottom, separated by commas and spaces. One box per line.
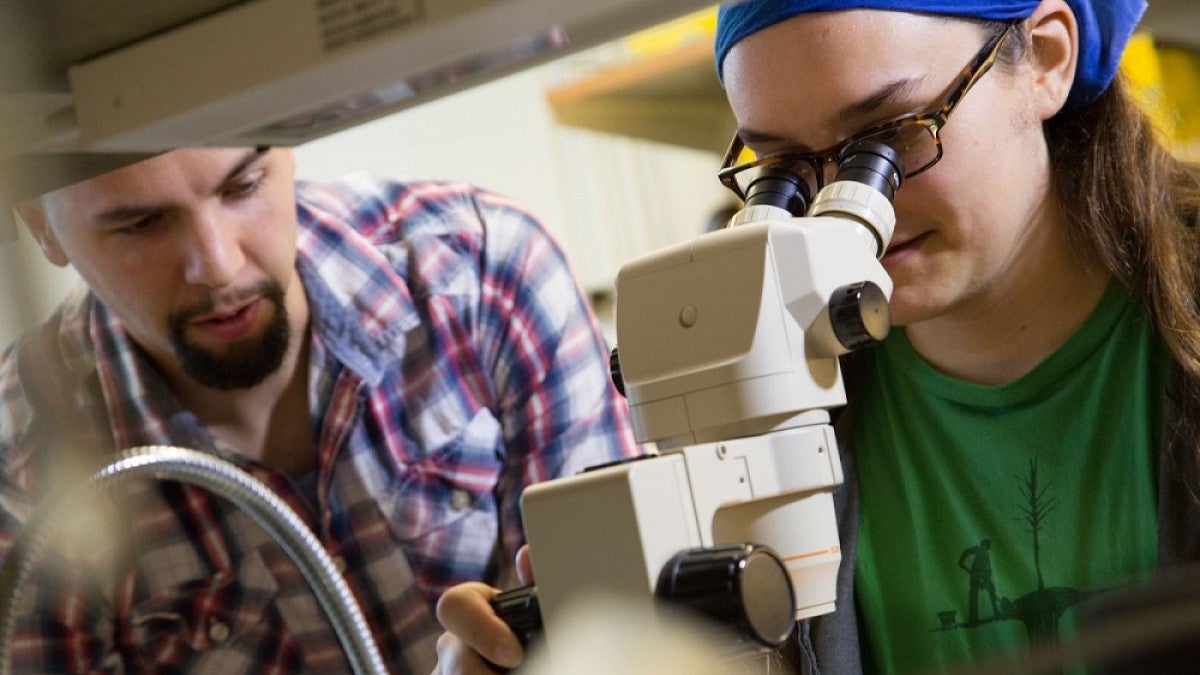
656, 544, 795, 648
609, 345, 626, 397
829, 281, 891, 351
489, 585, 543, 649
484, 585, 542, 673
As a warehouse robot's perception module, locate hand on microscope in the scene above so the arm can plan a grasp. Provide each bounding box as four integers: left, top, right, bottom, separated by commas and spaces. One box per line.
434, 545, 534, 674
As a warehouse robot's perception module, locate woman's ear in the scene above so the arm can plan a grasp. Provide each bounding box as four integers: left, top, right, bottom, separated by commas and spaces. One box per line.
1026, 0, 1079, 120
16, 200, 70, 267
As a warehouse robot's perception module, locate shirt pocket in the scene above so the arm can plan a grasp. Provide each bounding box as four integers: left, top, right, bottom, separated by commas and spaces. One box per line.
124, 549, 284, 669
382, 407, 504, 543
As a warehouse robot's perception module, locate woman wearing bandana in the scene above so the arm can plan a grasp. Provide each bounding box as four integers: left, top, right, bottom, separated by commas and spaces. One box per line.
436, 1, 1200, 672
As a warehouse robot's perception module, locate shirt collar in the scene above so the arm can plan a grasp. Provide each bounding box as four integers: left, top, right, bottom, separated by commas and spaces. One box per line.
294, 198, 421, 388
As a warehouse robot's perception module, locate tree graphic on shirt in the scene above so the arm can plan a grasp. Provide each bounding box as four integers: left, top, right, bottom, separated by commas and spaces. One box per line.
935, 458, 1103, 644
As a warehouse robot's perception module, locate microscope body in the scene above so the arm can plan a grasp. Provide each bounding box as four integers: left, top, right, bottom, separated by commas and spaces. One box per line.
508, 144, 902, 664
521, 197, 895, 655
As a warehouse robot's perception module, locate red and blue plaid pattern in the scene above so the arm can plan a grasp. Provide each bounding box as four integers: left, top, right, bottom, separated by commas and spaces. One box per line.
0, 174, 639, 673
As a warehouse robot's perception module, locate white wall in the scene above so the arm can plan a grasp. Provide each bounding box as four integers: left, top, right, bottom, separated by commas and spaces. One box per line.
0, 53, 732, 351
0, 222, 81, 350
292, 62, 730, 293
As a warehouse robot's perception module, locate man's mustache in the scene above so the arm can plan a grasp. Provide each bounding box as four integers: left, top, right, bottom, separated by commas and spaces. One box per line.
171, 279, 281, 325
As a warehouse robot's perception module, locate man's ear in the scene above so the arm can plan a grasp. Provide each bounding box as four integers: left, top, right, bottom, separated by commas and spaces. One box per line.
1026, 0, 1079, 120
15, 200, 70, 267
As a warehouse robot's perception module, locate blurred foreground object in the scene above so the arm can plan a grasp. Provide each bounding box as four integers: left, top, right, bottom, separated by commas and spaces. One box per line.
0, 0, 714, 156
0, 446, 386, 675
522, 593, 782, 675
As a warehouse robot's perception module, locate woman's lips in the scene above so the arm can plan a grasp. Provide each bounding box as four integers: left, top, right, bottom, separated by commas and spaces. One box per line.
882, 232, 928, 268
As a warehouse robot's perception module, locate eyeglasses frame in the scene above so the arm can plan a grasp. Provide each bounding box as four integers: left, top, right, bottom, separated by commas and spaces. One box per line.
717, 20, 1020, 201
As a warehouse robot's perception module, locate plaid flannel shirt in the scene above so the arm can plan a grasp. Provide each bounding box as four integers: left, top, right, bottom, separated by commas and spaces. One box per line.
0, 174, 639, 673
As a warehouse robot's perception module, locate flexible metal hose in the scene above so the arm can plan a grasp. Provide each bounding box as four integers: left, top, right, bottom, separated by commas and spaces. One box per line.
0, 445, 387, 675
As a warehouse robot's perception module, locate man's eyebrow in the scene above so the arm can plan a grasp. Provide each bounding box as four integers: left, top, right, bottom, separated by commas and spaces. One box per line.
737, 77, 925, 150
95, 204, 162, 223
220, 145, 270, 186
93, 147, 270, 223
220, 146, 270, 186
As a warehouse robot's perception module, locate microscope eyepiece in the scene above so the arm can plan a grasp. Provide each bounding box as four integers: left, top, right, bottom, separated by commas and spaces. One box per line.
833, 140, 903, 202
742, 166, 811, 217
806, 139, 904, 257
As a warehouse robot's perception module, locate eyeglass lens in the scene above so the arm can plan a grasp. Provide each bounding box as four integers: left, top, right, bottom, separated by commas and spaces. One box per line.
731, 122, 938, 199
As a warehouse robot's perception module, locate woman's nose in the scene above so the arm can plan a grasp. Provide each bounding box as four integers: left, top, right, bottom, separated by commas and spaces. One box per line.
819, 157, 840, 190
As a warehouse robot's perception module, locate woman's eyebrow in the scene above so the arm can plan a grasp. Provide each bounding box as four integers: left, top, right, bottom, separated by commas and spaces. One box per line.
832, 77, 924, 126
737, 77, 926, 150
737, 127, 790, 146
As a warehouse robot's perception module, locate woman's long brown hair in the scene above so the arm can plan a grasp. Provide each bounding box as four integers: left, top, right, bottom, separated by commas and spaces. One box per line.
992, 17, 1200, 468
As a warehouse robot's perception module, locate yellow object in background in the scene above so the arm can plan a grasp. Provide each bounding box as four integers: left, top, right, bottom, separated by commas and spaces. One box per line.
1158, 45, 1200, 159
1120, 33, 1168, 133
623, 7, 716, 58
1120, 32, 1200, 160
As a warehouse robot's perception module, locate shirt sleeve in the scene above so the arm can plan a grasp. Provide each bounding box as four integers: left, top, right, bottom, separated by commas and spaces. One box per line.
470, 191, 642, 576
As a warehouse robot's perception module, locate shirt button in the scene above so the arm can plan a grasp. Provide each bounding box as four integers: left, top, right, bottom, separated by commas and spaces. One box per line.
450, 489, 472, 512
332, 555, 347, 574
208, 620, 230, 643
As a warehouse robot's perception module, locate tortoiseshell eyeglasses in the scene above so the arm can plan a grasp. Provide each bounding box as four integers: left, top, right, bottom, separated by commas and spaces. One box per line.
718, 21, 1019, 202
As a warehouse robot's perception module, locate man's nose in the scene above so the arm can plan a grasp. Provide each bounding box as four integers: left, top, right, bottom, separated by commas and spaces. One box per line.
183, 208, 244, 287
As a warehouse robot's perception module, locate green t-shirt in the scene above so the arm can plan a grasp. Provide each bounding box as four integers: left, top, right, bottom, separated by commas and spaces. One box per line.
851, 283, 1169, 674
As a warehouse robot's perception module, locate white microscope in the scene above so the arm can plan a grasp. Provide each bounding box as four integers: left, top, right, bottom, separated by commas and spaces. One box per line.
492, 140, 902, 666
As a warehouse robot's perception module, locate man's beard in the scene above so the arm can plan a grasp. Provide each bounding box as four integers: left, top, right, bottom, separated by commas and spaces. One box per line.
167, 279, 291, 390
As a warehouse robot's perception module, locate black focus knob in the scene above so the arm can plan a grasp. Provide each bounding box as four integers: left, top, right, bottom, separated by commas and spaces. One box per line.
489, 585, 542, 649
656, 544, 795, 648
609, 345, 626, 397
829, 281, 891, 351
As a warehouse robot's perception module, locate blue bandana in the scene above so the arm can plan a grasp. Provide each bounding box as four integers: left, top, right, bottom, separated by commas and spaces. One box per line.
714, 0, 1147, 110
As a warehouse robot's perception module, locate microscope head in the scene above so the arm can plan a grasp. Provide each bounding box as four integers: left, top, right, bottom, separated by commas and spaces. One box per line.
613, 141, 903, 448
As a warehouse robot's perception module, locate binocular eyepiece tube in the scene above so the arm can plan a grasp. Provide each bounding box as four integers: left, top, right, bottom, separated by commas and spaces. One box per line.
737, 139, 904, 221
